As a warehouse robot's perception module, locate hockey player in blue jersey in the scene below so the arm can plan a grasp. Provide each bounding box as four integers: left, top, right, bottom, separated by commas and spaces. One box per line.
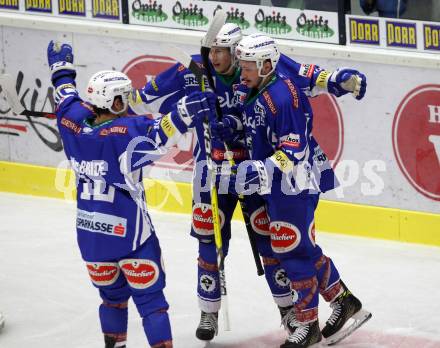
213, 34, 371, 348
129, 23, 367, 342
47, 40, 216, 348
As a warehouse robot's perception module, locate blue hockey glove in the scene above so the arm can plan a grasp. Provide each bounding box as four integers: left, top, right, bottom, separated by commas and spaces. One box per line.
176, 91, 217, 127
225, 160, 273, 196
47, 40, 76, 87
328, 68, 367, 100
210, 114, 243, 143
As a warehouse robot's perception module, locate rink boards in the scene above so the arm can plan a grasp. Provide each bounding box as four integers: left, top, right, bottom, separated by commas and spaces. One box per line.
0, 13, 439, 247
0, 160, 439, 247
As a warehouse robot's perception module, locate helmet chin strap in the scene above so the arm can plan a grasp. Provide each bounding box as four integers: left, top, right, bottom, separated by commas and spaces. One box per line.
223, 63, 236, 76
109, 102, 128, 115
109, 107, 128, 116
256, 62, 275, 90
257, 74, 273, 90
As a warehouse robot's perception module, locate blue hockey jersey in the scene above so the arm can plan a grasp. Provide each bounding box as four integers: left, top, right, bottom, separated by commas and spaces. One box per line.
55, 83, 189, 262
128, 53, 332, 167
235, 73, 338, 196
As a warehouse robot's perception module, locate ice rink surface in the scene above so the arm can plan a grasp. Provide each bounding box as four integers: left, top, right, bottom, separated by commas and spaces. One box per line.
0, 192, 439, 348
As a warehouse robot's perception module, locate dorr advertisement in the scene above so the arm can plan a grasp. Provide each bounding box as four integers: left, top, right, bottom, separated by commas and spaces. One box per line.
347, 15, 440, 53
128, 0, 339, 44
0, 0, 122, 21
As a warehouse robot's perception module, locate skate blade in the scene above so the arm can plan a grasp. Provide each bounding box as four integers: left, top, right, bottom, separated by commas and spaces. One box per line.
325, 309, 372, 346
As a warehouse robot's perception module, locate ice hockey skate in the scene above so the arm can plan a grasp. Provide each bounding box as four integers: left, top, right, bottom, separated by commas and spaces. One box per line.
321, 284, 372, 345
279, 305, 298, 334
280, 320, 322, 348
196, 311, 218, 341
104, 334, 126, 348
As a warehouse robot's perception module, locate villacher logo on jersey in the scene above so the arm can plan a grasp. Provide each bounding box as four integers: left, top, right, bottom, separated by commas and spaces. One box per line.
131, 0, 168, 23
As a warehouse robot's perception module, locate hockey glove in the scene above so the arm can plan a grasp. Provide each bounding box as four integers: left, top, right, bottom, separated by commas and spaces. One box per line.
226, 160, 274, 196
47, 40, 76, 87
176, 91, 217, 128
210, 114, 243, 143
328, 68, 367, 100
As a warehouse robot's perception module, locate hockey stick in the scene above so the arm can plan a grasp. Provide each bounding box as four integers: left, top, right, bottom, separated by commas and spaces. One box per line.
169, 45, 265, 277
199, 9, 231, 331
199, 22, 265, 279
0, 74, 56, 120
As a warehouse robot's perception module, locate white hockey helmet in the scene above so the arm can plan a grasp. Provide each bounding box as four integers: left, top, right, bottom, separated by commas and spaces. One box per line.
236, 34, 280, 77
213, 23, 242, 67
86, 70, 132, 115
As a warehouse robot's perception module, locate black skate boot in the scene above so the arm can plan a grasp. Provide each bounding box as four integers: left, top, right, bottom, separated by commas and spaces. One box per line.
104, 334, 126, 348
321, 284, 372, 345
280, 320, 322, 348
195, 311, 218, 341
279, 305, 297, 334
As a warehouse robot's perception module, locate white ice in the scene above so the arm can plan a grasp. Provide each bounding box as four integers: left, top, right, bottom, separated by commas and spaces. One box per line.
0, 192, 439, 348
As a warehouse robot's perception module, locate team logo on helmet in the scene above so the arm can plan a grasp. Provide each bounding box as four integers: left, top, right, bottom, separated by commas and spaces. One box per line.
270, 221, 301, 253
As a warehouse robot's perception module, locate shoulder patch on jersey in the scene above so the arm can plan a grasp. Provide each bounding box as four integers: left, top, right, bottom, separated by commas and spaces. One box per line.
99, 126, 128, 136
60, 117, 81, 134
283, 79, 299, 109
263, 91, 277, 115
299, 64, 315, 79
177, 64, 186, 72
